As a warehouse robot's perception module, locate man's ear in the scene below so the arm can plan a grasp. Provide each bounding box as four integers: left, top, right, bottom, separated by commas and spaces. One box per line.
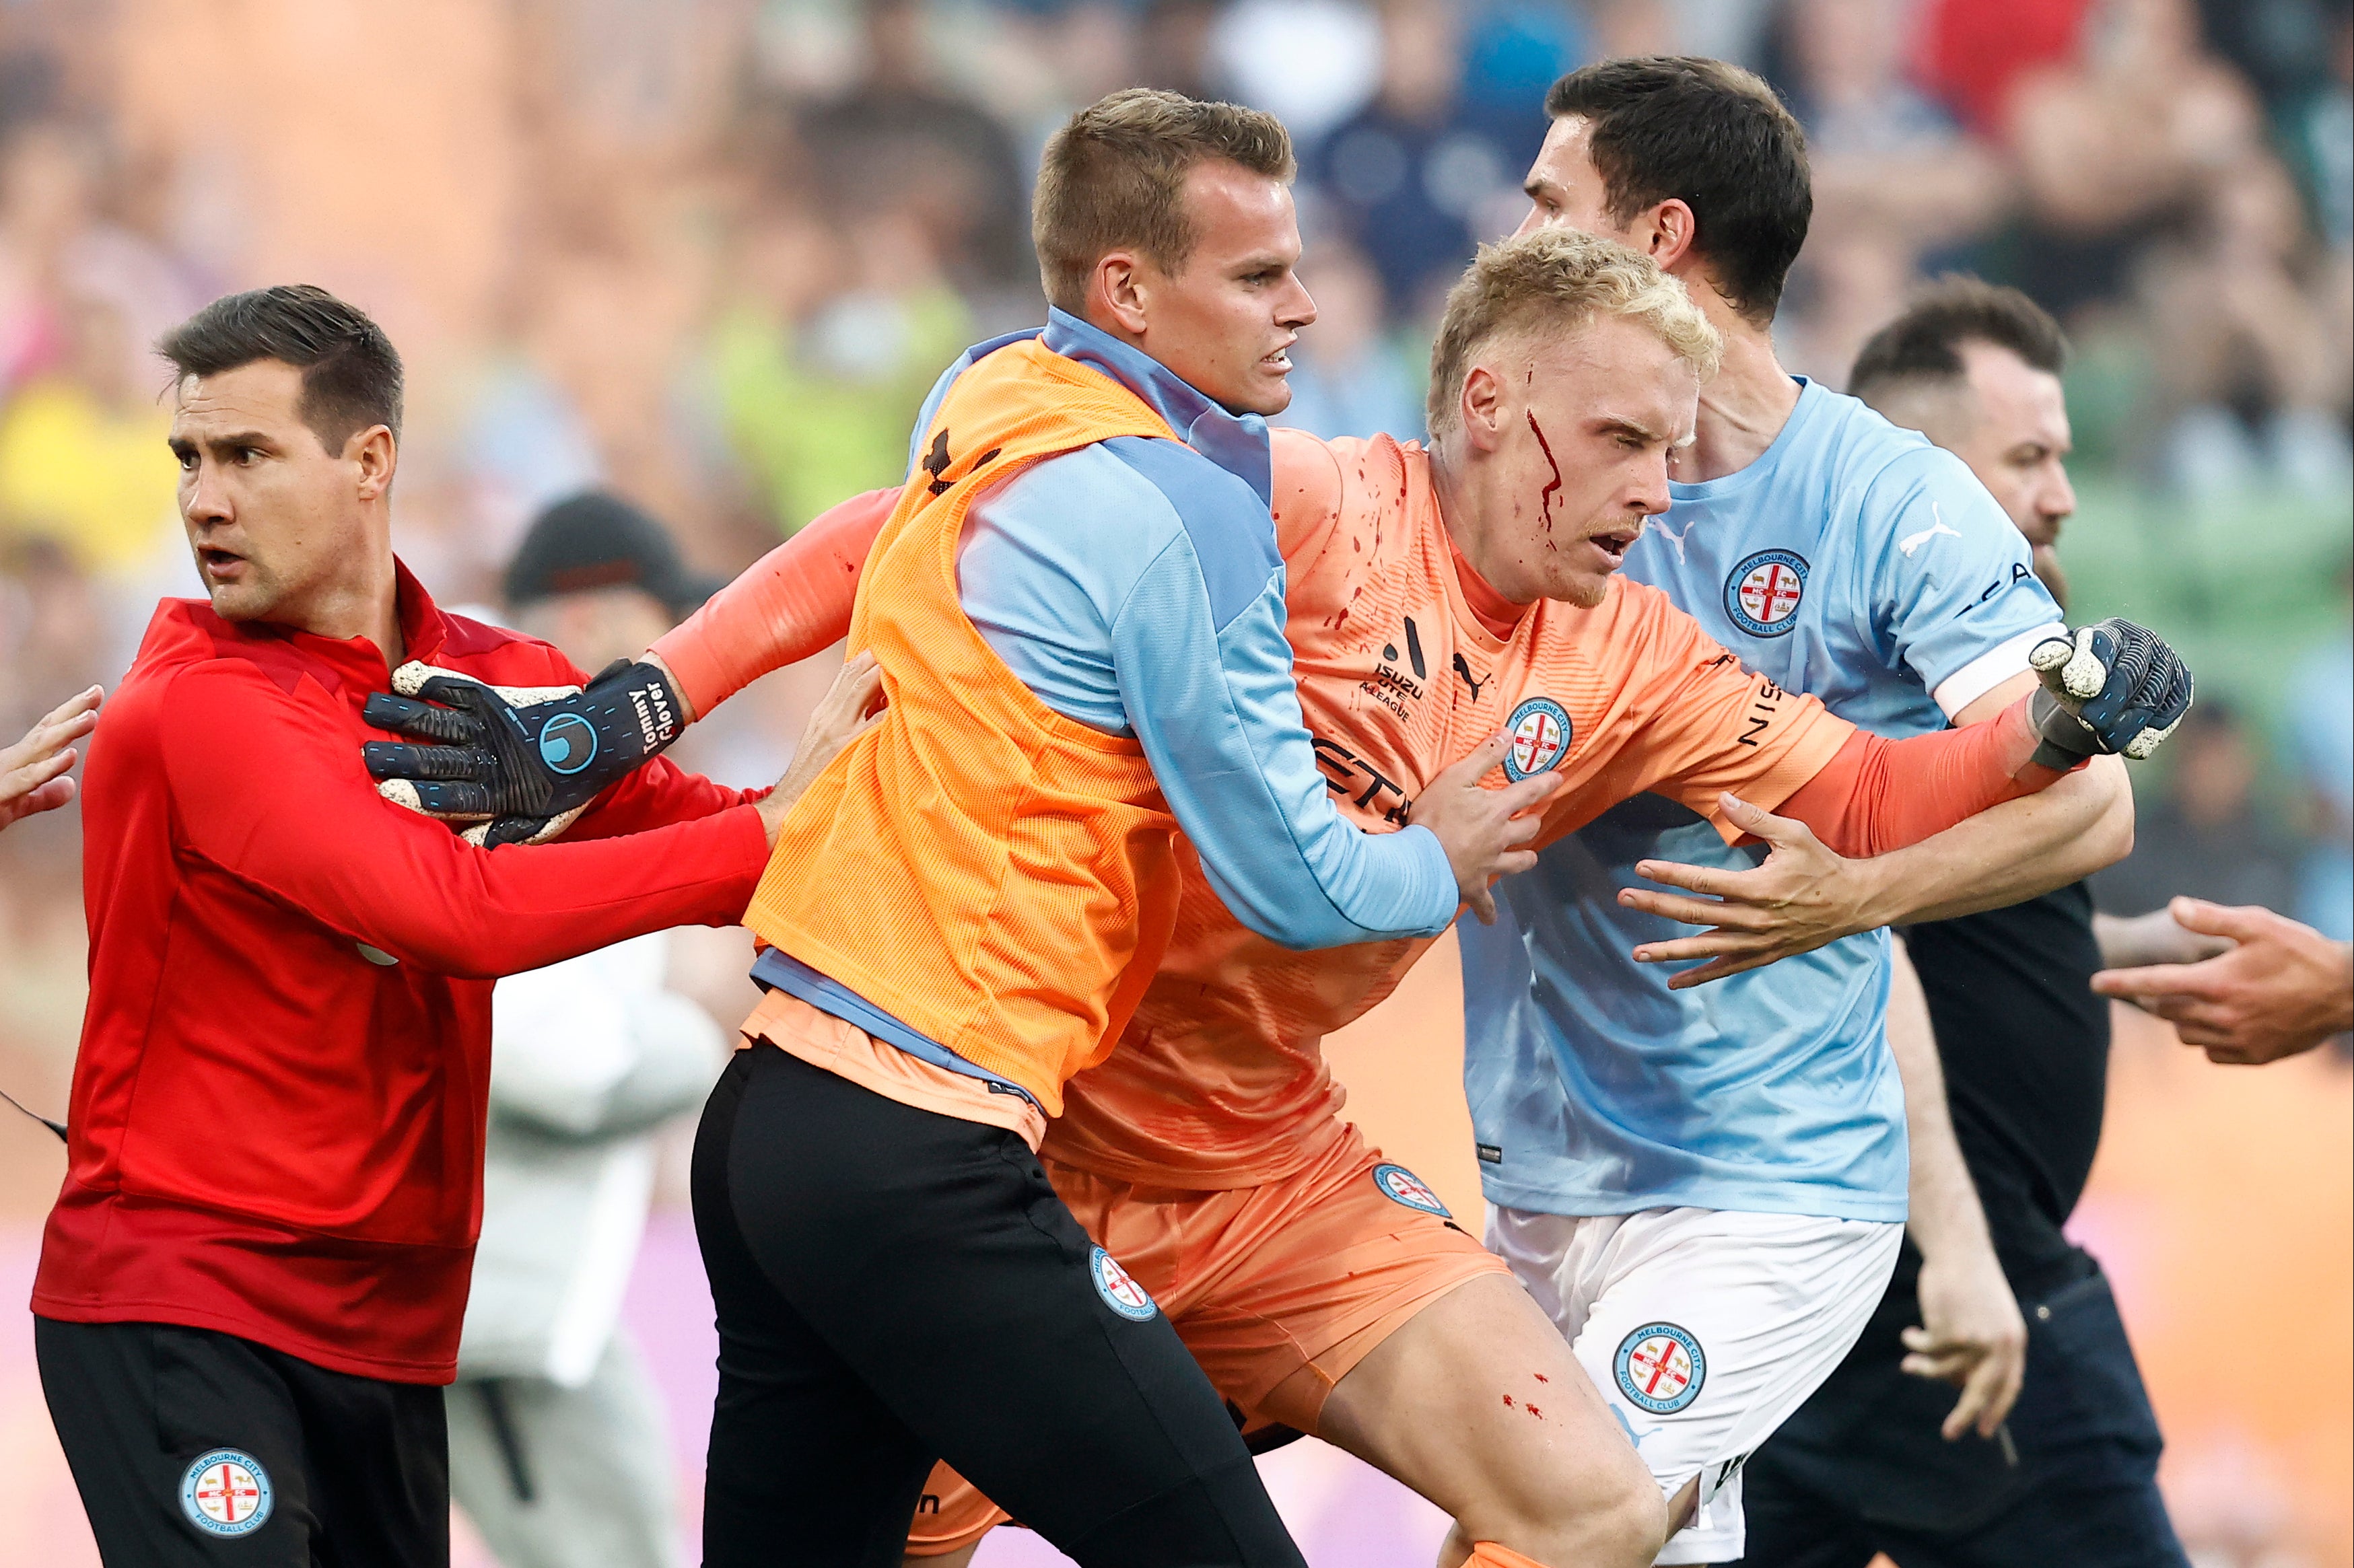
1458, 363, 1508, 454
1091, 251, 1152, 338
351, 425, 397, 501
1636, 199, 1698, 273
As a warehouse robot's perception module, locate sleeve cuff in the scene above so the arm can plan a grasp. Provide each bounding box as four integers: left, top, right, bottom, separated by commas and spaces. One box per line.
1930, 623, 2065, 720
1393, 822, 1461, 935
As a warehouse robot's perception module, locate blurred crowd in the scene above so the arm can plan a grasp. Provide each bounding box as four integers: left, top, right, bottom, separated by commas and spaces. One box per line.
0, 0, 2343, 982
0, 2, 2345, 1562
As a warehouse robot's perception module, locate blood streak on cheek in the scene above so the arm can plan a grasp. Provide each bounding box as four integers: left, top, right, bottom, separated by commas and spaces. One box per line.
1526, 412, 1564, 535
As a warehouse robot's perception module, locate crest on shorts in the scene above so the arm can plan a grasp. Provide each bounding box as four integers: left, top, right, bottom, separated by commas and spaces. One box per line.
1614, 1322, 1705, 1415
1371, 1162, 1451, 1218
1090, 1246, 1158, 1322
1502, 698, 1572, 782
180, 1448, 273, 1537
1724, 549, 1807, 638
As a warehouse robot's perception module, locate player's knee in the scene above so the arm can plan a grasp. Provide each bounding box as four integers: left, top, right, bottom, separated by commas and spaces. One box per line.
1579, 1458, 1671, 1566
1469, 1451, 1666, 1567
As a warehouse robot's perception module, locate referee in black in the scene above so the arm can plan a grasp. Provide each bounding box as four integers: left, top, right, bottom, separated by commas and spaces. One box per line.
1731, 281, 2193, 1567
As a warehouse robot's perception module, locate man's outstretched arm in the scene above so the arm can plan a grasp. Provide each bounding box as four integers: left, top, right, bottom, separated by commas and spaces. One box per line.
1626, 620, 2189, 985
364, 488, 894, 835
176, 655, 884, 979
646, 488, 897, 720
2092, 896, 2354, 1063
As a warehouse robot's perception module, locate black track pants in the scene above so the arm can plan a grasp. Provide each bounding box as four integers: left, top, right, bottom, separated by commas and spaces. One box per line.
693, 1045, 1307, 1568
36, 1317, 448, 1567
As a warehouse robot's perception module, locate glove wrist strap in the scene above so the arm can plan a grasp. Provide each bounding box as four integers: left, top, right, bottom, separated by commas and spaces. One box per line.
2028, 688, 2100, 771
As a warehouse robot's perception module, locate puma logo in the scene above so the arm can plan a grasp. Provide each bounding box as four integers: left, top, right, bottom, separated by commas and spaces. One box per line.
1453, 652, 1489, 701
1648, 513, 1700, 563
1898, 505, 1962, 558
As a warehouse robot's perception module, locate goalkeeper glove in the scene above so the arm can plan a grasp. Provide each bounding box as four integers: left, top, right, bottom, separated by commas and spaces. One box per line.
2026, 619, 2192, 771
362, 657, 686, 847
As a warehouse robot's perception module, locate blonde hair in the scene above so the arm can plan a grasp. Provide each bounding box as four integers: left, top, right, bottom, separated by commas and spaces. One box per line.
1033, 88, 1296, 314
1425, 228, 1722, 437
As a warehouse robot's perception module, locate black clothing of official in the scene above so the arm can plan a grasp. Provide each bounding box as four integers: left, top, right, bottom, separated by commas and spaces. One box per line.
1733, 886, 2192, 1567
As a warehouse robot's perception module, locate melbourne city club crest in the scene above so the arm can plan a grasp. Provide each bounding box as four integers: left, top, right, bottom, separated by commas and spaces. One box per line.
1372, 1162, 1451, 1217
1502, 697, 1572, 782
180, 1448, 273, 1537
1725, 549, 1808, 638
1090, 1246, 1158, 1322
1614, 1323, 1706, 1415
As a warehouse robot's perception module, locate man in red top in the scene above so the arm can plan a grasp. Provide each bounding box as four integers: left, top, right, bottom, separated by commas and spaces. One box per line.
31, 285, 870, 1567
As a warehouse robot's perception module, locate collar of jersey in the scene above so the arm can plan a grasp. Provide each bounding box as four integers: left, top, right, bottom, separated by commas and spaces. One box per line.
1041, 308, 1273, 506
1664, 375, 1822, 506
903, 310, 1274, 508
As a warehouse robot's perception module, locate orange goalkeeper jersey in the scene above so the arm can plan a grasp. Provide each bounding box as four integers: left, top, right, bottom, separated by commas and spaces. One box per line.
1041, 429, 1853, 1188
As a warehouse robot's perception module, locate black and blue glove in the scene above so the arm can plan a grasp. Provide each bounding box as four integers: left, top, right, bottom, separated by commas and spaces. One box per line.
362, 657, 686, 847
2026, 618, 2192, 771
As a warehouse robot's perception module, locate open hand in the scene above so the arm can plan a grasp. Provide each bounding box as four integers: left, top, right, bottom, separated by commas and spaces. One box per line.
1904, 1243, 2028, 1440
1407, 731, 1562, 925
1, 686, 103, 832
2091, 897, 2353, 1064
1618, 793, 1881, 988
757, 652, 888, 845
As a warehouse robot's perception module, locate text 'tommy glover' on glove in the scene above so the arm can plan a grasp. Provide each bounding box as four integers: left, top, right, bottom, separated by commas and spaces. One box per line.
361, 657, 685, 847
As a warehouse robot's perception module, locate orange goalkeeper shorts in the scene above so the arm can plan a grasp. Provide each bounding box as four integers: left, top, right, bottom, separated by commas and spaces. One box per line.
904, 1123, 1506, 1557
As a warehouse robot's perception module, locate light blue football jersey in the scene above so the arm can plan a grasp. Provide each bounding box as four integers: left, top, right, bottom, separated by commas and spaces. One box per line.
1460, 379, 2066, 1222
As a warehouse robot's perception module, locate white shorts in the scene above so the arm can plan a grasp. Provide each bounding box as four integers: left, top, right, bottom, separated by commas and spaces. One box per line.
1487, 1204, 1902, 1565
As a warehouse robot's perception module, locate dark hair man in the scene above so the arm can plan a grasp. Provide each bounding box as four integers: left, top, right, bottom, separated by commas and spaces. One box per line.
31, 285, 866, 1565
1728, 276, 2196, 1568
1856, 285, 2354, 1069
1476, 59, 2145, 1561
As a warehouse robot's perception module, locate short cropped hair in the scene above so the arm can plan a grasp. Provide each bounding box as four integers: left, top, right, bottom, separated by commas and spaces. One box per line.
1848, 275, 2070, 402
1426, 227, 1722, 437
1033, 88, 1295, 314
158, 284, 403, 452
1545, 57, 1810, 325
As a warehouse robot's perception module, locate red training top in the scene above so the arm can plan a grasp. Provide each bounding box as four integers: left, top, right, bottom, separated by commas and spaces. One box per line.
33, 564, 767, 1384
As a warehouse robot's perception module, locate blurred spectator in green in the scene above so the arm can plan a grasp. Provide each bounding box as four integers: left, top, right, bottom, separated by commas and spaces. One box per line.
1276, 238, 1422, 442
2093, 700, 2301, 919
707, 160, 968, 538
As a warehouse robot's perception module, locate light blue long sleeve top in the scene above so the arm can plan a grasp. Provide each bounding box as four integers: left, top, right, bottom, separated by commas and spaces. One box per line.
756, 310, 1457, 1100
